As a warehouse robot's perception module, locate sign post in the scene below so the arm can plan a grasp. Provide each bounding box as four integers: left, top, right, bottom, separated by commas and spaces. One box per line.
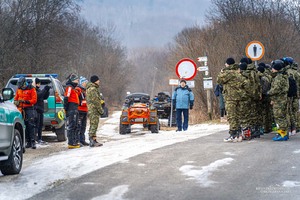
197, 56, 213, 120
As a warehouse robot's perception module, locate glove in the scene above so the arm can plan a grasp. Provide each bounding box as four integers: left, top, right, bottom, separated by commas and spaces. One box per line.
190, 105, 193, 110
24, 100, 30, 104
14, 100, 20, 106
172, 100, 176, 108
44, 85, 51, 91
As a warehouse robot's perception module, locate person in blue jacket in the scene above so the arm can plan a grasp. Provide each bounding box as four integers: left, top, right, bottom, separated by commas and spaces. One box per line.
172, 79, 194, 131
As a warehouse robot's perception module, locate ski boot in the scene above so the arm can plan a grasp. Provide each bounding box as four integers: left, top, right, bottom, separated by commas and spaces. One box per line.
272, 129, 288, 141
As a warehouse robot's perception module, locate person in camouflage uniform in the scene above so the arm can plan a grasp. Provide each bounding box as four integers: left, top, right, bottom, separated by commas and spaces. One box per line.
257, 63, 272, 133
268, 61, 289, 141
238, 62, 254, 139
282, 57, 300, 136
217, 57, 248, 142
240, 57, 262, 138
86, 75, 104, 147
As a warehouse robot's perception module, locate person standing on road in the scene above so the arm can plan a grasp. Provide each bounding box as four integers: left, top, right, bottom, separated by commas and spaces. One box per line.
64, 74, 80, 149
172, 79, 194, 132
268, 61, 289, 141
86, 75, 104, 147
217, 58, 248, 142
34, 78, 50, 145
214, 84, 226, 122
75, 76, 89, 146
14, 77, 37, 149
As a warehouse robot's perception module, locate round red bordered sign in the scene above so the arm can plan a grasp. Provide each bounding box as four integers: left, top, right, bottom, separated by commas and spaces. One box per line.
175, 58, 197, 81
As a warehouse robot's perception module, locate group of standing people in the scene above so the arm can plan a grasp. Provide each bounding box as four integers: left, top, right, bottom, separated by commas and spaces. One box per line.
14, 74, 105, 149
63, 74, 104, 149
217, 56, 300, 142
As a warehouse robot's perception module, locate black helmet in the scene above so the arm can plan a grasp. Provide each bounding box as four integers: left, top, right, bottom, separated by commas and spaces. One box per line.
17, 77, 26, 89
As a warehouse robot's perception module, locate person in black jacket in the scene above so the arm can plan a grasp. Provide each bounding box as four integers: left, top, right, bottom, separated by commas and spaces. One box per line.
34, 78, 50, 144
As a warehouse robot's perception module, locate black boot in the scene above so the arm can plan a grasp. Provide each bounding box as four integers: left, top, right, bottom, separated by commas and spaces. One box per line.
31, 140, 36, 149
89, 137, 103, 147
25, 141, 31, 148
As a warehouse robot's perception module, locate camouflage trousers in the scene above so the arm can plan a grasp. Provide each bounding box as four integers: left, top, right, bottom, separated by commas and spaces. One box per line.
287, 97, 299, 130
225, 100, 241, 131
88, 110, 100, 137
261, 97, 273, 132
272, 98, 288, 130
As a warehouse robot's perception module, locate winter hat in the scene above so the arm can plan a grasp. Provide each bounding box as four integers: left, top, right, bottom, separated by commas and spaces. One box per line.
35, 77, 41, 84
248, 58, 253, 64
79, 76, 88, 85
226, 57, 235, 65
258, 62, 266, 68
69, 74, 79, 82
257, 66, 265, 73
239, 62, 248, 71
272, 63, 283, 71
180, 79, 187, 84
90, 75, 100, 83
240, 57, 249, 64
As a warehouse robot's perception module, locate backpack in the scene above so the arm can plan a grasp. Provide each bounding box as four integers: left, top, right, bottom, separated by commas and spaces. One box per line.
288, 75, 297, 97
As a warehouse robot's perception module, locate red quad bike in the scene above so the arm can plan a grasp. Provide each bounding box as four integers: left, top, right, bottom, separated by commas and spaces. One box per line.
119, 93, 159, 134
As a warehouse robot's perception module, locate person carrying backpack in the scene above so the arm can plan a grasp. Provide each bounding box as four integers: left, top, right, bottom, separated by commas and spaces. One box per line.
282, 57, 299, 136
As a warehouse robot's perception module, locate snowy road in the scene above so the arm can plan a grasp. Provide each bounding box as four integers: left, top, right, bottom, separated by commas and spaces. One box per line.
0, 111, 228, 200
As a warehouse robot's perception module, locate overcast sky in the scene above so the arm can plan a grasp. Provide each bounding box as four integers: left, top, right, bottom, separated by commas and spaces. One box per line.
79, 0, 211, 49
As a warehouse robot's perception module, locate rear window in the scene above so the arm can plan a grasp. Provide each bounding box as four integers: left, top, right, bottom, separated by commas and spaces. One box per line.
7, 78, 54, 95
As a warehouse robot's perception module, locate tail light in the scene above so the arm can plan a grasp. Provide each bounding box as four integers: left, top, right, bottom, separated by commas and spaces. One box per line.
55, 91, 62, 103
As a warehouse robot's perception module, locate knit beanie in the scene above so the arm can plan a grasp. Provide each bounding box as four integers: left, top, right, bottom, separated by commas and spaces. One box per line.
90, 75, 100, 83
240, 57, 249, 64
272, 63, 282, 71
239, 62, 248, 71
35, 77, 41, 84
69, 74, 79, 82
79, 76, 88, 85
257, 66, 265, 73
226, 57, 235, 65
258, 62, 266, 68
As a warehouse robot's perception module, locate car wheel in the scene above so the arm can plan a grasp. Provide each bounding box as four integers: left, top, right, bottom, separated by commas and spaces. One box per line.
55, 124, 67, 142
0, 129, 23, 175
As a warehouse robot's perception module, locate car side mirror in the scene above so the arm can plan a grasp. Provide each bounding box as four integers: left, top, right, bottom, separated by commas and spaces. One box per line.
2, 88, 14, 101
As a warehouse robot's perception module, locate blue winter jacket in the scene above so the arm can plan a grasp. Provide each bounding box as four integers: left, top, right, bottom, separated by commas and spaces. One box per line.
172, 86, 194, 109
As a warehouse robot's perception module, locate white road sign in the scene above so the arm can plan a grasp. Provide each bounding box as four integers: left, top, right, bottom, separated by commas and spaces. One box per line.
245, 41, 265, 61
169, 79, 179, 86
197, 66, 208, 71
203, 77, 213, 89
197, 56, 208, 62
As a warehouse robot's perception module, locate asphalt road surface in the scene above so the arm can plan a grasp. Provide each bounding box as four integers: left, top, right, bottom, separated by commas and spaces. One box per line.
29, 131, 300, 200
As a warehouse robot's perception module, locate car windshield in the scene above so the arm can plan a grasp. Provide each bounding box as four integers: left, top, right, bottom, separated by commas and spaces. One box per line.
7, 79, 54, 95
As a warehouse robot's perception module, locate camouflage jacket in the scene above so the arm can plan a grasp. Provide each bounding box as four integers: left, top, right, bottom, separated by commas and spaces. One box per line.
268, 71, 289, 100
245, 63, 262, 100
217, 64, 248, 101
86, 82, 104, 115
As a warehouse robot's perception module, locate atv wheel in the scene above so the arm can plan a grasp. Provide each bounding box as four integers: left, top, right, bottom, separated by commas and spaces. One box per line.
119, 122, 130, 135
150, 118, 160, 133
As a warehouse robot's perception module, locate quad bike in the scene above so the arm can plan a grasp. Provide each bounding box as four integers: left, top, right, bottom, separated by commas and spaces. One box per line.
152, 92, 176, 127
119, 93, 159, 134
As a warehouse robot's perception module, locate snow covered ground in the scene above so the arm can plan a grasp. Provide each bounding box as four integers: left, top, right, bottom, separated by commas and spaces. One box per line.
0, 111, 228, 200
